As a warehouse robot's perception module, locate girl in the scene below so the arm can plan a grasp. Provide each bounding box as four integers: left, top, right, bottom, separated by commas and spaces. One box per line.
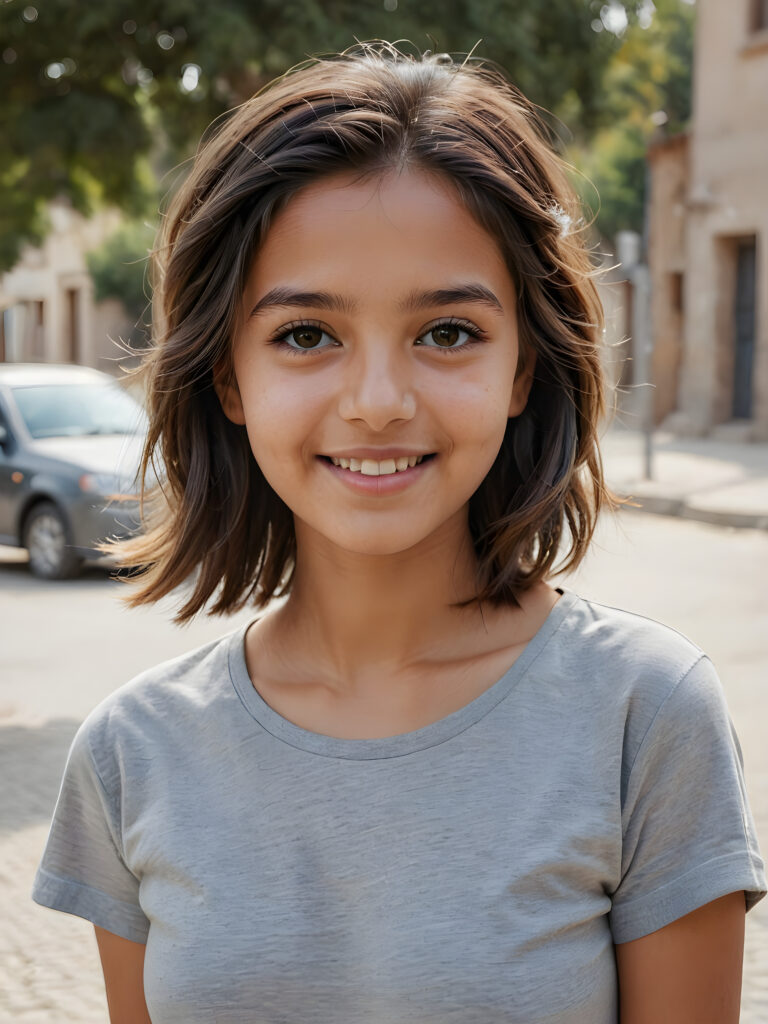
33, 43, 765, 1023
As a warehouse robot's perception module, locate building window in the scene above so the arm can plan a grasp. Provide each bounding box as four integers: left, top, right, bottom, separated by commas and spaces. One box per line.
31, 300, 45, 361
750, 0, 768, 31
66, 287, 80, 363
669, 272, 684, 315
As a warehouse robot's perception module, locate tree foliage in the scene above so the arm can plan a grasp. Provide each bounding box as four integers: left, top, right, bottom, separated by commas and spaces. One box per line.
86, 219, 154, 344
567, 0, 695, 242
1, 0, 693, 273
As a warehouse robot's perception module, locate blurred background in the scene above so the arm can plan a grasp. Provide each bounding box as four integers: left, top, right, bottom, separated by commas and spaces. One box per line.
1, 0, 767, 1020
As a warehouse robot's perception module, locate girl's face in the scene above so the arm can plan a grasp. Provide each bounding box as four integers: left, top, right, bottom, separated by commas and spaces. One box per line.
217, 167, 534, 557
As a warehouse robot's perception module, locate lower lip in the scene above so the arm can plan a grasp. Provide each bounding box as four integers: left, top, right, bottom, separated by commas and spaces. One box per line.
318, 456, 435, 495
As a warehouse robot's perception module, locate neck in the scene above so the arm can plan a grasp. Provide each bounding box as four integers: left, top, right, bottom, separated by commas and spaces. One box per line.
275, 509, 493, 693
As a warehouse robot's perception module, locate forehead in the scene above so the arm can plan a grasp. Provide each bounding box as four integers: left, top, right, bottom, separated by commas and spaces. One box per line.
246, 168, 513, 298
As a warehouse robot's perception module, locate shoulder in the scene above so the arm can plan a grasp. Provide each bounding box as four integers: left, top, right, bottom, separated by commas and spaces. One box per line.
71, 623, 248, 783
559, 589, 708, 697
553, 590, 720, 765
563, 589, 704, 661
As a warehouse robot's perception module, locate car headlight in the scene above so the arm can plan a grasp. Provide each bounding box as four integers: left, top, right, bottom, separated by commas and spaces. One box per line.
78, 473, 137, 498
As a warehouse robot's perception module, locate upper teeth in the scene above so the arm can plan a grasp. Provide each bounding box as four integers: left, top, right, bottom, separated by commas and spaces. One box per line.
330, 455, 426, 475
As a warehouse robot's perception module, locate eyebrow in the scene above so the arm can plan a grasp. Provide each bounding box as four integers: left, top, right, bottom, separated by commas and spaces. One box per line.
248, 283, 504, 318
249, 288, 356, 318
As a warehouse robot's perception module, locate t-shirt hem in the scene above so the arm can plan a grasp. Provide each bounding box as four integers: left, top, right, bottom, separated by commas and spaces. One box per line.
609, 850, 767, 944
31, 867, 150, 944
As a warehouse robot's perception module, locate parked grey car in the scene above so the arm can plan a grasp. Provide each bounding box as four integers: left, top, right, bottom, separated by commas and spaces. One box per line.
0, 363, 147, 579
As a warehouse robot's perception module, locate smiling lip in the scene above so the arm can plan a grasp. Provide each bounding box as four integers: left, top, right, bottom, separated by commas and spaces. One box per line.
318, 453, 435, 494
321, 447, 434, 460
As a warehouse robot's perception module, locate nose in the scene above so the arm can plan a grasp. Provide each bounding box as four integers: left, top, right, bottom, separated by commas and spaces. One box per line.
337, 341, 417, 430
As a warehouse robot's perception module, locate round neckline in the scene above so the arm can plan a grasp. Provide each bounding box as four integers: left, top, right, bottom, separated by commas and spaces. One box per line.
227, 587, 579, 760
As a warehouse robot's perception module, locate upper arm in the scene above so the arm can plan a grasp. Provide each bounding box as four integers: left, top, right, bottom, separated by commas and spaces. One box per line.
615, 891, 746, 1024
94, 926, 152, 1024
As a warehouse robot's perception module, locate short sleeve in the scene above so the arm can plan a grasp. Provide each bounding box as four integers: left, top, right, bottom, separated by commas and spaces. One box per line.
609, 655, 766, 944
31, 719, 150, 943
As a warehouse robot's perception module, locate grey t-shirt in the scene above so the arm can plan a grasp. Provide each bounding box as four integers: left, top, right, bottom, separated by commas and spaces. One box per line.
32, 589, 766, 1023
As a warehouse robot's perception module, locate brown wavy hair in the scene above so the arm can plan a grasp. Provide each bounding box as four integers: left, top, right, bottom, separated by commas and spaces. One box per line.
111, 41, 622, 622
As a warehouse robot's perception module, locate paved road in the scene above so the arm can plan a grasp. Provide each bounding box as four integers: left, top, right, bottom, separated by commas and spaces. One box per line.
1, 509, 766, 1021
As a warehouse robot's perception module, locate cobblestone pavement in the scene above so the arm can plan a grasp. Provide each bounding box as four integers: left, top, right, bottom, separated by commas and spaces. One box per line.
2, 721, 107, 1023
1, 511, 767, 1021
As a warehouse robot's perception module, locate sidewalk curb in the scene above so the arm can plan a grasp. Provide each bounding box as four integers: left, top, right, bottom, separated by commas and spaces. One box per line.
614, 489, 768, 531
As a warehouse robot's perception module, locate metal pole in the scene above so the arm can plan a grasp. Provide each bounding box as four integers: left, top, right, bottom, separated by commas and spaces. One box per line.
616, 228, 654, 480
631, 264, 654, 481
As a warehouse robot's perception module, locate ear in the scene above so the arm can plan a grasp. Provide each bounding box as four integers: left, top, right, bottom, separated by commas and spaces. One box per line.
508, 347, 537, 418
213, 361, 246, 426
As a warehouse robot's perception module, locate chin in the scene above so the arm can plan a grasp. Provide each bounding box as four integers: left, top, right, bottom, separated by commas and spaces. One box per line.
314, 525, 435, 558
339, 536, 426, 557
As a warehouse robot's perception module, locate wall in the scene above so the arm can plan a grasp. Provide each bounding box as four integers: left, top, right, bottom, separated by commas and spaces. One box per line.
647, 134, 689, 427
677, 0, 768, 436
0, 201, 133, 375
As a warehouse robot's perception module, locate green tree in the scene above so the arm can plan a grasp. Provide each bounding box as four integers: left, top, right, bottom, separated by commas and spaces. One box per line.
1, 0, 654, 271
567, 0, 695, 242
86, 219, 155, 345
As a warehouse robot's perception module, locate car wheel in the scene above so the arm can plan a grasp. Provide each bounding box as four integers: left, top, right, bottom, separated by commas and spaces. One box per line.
23, 502, 84, 580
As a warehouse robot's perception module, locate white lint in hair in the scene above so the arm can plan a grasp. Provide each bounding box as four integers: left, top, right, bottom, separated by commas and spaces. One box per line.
549, 203, 573, 237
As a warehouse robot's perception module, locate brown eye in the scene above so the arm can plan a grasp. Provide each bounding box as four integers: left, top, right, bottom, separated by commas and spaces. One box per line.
415, 321, 481, 353
291, 326, 323, 349
431, 324, 460, 347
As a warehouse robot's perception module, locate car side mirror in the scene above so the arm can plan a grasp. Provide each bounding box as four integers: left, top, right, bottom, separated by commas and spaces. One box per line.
0, 422, 8, 447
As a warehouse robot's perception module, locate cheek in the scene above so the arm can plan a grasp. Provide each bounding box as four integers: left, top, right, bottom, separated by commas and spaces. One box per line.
236, 371, 317, 468
442, 376, 512, 448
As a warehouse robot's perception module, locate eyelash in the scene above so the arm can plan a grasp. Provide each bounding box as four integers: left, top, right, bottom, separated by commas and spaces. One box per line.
266, 318, 488, 358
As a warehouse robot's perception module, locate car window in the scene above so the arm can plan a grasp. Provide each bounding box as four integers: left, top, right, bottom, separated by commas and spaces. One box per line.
0, 400, 11, 443
11, 384, 146, 439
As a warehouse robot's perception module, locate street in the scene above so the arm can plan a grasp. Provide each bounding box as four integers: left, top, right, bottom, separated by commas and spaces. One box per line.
1, 508, 766, 1022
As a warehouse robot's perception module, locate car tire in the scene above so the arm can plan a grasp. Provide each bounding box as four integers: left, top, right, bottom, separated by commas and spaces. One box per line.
23, 502, 84, 580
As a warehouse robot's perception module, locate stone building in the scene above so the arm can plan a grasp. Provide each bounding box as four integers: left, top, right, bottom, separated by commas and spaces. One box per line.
0, 201, 135, 371
648, 0, 768, 439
